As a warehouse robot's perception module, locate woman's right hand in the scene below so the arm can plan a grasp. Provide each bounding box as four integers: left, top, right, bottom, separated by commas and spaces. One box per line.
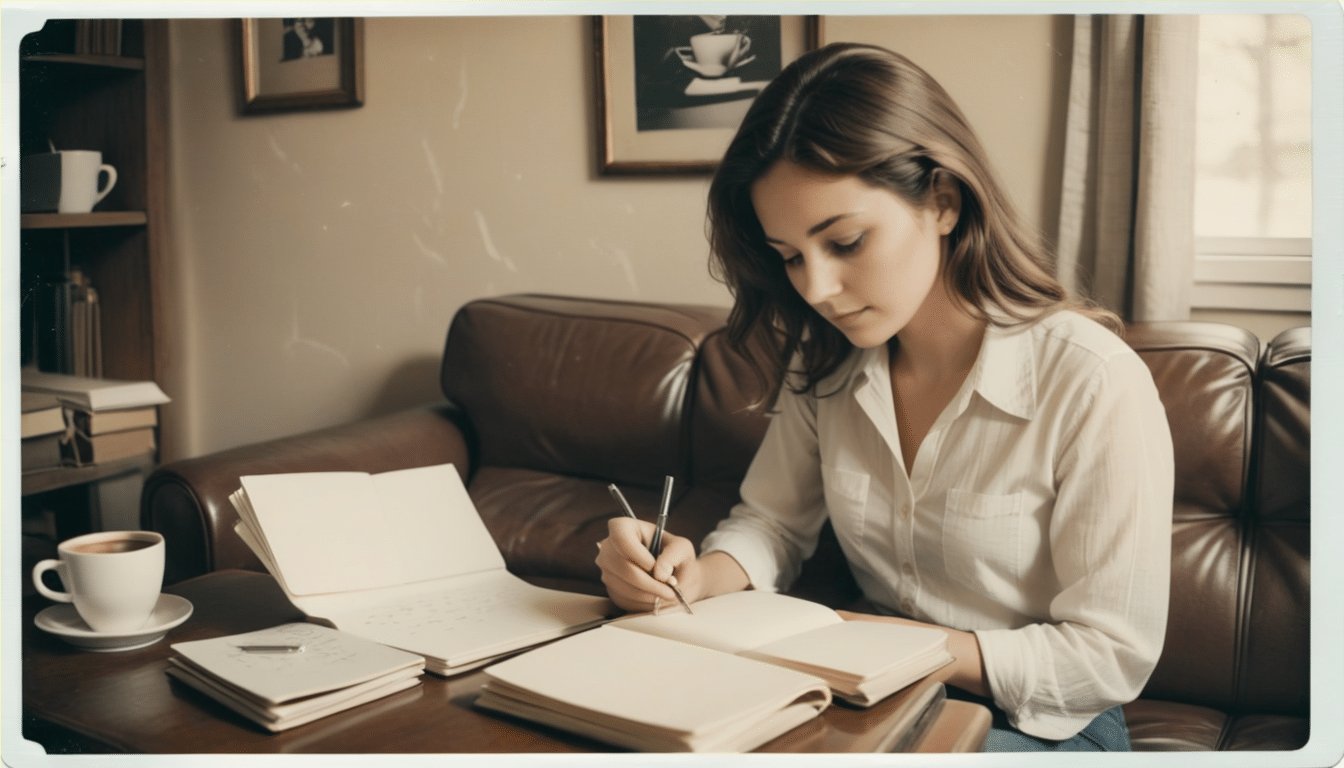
595, 517, 701, 613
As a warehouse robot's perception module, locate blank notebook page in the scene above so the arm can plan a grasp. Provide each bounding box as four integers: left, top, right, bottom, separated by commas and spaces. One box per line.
242, 464, 505, 596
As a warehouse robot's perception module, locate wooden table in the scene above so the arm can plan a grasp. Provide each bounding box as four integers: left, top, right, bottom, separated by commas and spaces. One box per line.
22, 570, 990, 754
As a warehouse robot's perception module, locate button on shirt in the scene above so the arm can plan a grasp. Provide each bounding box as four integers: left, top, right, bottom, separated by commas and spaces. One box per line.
701, 310, 1174, 740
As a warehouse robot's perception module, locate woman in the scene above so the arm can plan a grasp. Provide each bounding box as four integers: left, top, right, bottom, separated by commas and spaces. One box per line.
595, 43, 1173, 752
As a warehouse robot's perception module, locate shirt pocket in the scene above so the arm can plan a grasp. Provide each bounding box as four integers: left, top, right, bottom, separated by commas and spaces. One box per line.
821, 464, 869, 554
941, 488, 1024, 593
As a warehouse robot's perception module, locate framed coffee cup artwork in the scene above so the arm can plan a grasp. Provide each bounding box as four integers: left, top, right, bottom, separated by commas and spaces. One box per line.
237, 17, 364, 115
594, 15, 819, 175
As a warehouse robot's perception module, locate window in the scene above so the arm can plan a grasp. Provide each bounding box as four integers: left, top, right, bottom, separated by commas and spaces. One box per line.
1192, 14, 1312, 312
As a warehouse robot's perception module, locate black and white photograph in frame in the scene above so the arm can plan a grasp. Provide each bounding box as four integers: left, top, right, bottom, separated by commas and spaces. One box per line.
238, 17, 364, 115
281, 18, 335, 61
595, 15, 817, 174
633, 15, 784, 132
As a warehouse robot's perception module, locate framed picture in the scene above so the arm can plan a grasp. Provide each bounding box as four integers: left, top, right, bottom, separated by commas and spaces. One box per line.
237, 18, 364, 115
594, 15, 819, 175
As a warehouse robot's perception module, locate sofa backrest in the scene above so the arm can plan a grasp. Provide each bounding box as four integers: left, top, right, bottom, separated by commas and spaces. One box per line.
440, 295, 728, 490
1098, 323, 1308, 717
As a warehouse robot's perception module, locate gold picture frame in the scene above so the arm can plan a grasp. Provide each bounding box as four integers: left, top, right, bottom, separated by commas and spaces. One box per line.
594, 15, 819, 175
237, 18, 364, 115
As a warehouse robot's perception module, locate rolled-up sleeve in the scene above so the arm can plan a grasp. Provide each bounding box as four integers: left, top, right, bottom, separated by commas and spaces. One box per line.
700, 385, 829, 592
975, 350, 1174, 739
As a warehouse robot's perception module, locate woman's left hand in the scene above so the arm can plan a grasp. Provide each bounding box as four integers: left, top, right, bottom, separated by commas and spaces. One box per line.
836, 610, 990, 698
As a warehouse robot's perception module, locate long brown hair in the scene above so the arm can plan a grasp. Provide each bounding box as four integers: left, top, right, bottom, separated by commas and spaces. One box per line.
707, 43, 1119, 398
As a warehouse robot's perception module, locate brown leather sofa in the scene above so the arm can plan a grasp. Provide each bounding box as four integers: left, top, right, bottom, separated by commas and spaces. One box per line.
141, 293, 1310, 751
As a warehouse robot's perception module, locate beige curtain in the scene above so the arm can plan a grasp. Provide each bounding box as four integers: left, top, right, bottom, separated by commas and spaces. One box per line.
1055, 15, 1199, 322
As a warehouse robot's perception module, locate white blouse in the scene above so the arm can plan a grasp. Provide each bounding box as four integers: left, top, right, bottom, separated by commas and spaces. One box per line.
701, 310, 1174, 740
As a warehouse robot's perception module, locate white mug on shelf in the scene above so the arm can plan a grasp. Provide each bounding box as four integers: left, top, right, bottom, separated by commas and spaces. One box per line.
21, 150, 118, 214
32, 530, 164, 634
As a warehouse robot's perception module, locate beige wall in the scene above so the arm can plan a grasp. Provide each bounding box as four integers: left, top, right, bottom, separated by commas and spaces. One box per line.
166, 16, 729, 458
166, 14, 1186, 460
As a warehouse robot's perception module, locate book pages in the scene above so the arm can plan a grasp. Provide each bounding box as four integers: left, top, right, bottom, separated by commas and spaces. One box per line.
609, 590, 841, 654
478, 625, 830, 752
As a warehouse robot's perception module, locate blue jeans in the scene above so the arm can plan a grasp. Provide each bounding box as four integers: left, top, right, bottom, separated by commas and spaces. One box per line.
947, 689, 1132, 752
984, 705, 1131, 751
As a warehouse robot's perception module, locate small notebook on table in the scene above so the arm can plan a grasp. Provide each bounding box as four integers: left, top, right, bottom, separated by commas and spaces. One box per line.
166, 623, 424, 732
229, 463, 613, 676
608, 590, 954, 706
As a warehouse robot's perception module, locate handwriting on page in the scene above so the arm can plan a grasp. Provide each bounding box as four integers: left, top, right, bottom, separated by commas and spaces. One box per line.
344, 582, 534, 637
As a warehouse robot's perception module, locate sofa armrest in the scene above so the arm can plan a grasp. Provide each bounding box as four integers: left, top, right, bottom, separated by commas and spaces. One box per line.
141, 402, 474, 585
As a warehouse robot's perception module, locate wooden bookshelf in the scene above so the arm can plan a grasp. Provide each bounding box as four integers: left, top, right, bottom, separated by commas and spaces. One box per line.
21, 211, 148, 229
19, 19, 172, 538
21, 53, 145, 71
21, 453, 157, 497
19, 17, 169, 405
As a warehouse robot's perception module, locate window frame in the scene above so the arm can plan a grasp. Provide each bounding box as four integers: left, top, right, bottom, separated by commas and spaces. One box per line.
1191, 236, 1311, 312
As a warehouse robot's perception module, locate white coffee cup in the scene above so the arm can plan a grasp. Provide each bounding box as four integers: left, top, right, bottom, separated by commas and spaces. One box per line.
686, 32, 751, 78
32, 530, 165, 634
21, 150, 117, 214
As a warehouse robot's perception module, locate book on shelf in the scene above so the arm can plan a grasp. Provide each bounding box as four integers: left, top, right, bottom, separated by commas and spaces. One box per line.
476, 624, 832, 752
21, 392, 66, 439
22, 369, 169, 412
166, 622, 424, 732
65, 426, 155, 465
606, 590, 954, 707
72, 405, 158, 436
74, 20, 122, 56
22, 433, 67, 474
21, 392, 71, 473
229, 463, 613, 676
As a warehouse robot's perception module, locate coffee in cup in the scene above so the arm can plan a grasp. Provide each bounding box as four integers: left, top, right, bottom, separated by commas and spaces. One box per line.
20, 150, 118, 214
32, 530, 165, 634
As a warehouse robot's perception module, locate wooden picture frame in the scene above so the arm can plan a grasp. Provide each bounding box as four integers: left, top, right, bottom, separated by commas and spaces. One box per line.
237, 18, 364, 115
594, 15, 819, 175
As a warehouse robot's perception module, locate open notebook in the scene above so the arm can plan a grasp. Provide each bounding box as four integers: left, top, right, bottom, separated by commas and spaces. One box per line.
476, 625, 832, 752
474, 591, 954, 752
230, 463, 613, 675
608, 590, 954, 706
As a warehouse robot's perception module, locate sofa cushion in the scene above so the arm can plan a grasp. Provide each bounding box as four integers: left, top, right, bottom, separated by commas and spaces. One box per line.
1239, 327, 1310, 716
468, 465, 738, 586
689, 327, 778, 499
1123, 698, 1308, 751
1124, 323, 1259, 712
440, 295, 728, 489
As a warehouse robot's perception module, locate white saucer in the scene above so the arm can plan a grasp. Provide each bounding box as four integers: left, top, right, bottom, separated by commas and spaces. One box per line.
34, 593, 194, 652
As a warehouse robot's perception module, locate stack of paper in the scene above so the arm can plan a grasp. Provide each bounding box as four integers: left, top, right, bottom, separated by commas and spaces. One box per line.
166, 623, 424, 732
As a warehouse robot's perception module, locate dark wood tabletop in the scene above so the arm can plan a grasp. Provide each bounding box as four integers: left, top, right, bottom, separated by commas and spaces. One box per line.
22, 569, 988, 754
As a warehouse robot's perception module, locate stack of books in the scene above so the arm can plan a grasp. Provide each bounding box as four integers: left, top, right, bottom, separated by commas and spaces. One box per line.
166, 623, 425, 732
20, 392, 68, 473
20, 370, 170, 467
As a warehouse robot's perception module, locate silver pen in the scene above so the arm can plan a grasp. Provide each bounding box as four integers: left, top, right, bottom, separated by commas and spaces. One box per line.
607, 480, 693, 615
238, 644, 304, 653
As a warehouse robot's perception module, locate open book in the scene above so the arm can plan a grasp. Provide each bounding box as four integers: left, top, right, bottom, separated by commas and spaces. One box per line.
608, 590, 954, 707
166, 623, 424, 732
476, 625, 832, 752
230, 463, 612, 676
